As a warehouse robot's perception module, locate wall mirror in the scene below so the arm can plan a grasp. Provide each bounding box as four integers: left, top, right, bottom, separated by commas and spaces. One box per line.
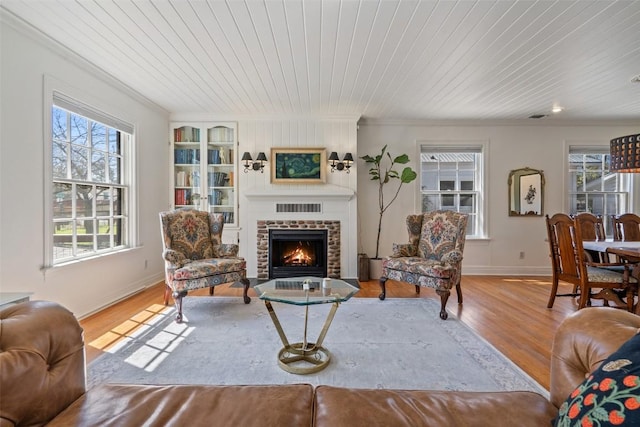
508, 167, 545, 217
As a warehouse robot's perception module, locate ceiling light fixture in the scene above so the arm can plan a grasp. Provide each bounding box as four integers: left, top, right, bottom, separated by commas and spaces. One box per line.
551, 106, 563, 113
610, 134, 640, 173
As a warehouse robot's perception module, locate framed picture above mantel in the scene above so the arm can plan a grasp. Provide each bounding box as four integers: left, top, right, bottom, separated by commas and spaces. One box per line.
271, 147, 326, 184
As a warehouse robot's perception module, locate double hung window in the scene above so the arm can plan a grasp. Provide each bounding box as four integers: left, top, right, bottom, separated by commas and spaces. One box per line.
49, 93, 132, 265
419, 145, 484, 237
568, 146, 631, 236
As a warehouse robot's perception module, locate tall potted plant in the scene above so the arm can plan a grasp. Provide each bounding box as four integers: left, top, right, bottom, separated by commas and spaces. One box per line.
361, 145, 417, 278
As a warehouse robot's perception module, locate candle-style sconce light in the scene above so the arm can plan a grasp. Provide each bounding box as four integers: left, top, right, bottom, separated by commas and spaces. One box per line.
328, 152, 354, 173
241, 152, 268, 173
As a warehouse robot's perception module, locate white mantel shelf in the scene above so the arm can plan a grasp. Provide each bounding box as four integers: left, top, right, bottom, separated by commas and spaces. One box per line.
243, 185, 354, 201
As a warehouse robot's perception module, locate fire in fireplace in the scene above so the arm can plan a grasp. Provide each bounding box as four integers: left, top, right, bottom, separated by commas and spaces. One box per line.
269, 229, 327, 279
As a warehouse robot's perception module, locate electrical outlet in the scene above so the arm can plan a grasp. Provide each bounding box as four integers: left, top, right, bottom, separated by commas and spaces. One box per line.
519, 251, 525, 259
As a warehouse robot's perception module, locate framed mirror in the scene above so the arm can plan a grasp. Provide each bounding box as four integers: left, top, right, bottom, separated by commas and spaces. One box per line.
508, 167, 545, 216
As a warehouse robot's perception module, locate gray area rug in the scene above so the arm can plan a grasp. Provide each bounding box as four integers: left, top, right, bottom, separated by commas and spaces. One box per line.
87, 297, 547, 396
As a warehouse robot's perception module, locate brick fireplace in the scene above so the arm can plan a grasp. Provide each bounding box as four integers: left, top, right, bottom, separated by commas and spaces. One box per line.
257, 220, 340, 280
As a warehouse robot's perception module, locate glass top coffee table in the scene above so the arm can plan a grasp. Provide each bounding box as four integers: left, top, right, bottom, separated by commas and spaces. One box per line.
254, 277, 359, 374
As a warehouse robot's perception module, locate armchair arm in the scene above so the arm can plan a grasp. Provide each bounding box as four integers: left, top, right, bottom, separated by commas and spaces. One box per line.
218, 243, 239, 258
162, 249, 187, 267
391, 243, 417, 257
441, 250, 464, 264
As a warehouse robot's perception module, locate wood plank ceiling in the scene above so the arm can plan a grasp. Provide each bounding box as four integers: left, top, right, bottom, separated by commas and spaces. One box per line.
2, 0, 640, 122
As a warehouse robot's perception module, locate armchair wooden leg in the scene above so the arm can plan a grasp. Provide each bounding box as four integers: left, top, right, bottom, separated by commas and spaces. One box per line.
456, 282, 463, 304
172, 290, 187, 323
415, 285, 420, 294
379, 277, 387, 300
163, 284, 171, 306
242, 278, 251, 304
209, 286, 215, 296
436, 289, 450, 320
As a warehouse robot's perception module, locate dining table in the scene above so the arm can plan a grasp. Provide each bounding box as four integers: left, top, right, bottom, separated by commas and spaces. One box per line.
582, 241, 640, 262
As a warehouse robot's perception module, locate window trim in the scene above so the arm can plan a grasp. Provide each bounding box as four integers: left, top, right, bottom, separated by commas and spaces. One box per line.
417, 140, 489, 239
43, 75, 137, 269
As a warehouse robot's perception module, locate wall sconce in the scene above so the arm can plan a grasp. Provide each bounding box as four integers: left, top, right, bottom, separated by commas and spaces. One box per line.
610, 134, 640, 173
328, 152, 354, 173
241, 152, 267, 173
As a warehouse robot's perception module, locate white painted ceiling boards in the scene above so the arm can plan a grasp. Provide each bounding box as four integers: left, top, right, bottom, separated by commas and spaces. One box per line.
2, 0, 639, 122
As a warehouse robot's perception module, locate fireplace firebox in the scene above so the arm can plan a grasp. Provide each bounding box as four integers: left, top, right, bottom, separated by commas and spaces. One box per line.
269, 229, 327, 279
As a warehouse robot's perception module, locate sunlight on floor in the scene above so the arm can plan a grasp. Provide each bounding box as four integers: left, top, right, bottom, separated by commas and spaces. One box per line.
88, 303, 195, 372
502, 278, 552, 286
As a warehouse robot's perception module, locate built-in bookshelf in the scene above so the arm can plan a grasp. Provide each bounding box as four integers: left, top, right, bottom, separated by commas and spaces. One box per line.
171, 122, 238, 226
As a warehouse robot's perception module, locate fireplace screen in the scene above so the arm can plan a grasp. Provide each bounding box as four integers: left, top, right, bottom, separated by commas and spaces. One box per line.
269, 229, 327, 279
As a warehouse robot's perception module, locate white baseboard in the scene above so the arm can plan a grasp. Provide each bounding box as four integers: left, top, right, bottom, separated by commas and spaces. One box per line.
462, 265, 551, 276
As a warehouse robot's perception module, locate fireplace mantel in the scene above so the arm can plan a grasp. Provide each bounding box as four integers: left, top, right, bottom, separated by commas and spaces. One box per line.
244, 185, 354, 201
241, 184, 357, 279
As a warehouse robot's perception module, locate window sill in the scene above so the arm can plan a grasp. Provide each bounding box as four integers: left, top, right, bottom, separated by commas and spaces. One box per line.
42, 246, 141, 274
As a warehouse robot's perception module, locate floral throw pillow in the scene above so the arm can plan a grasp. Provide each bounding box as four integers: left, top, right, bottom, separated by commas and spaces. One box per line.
554, 332, 640, 426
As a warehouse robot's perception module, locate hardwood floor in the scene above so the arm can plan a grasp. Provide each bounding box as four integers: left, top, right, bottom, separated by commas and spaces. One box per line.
80, 276, 581, 391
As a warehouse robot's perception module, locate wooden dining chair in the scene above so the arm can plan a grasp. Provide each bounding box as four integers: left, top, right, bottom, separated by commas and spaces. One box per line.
545, 213, 581, 308
612, 213, 640, 241
545, 213, 637, 311
572, 212, 606, 262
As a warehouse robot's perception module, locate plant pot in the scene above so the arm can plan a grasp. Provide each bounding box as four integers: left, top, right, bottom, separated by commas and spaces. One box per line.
369, 258, 383, 280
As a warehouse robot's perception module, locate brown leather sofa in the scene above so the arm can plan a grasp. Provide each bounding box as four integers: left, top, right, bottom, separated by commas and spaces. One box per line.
2, 301, 639, 426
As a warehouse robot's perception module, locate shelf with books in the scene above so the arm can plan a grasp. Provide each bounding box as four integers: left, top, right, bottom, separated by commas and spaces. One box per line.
170, 122, 238, 227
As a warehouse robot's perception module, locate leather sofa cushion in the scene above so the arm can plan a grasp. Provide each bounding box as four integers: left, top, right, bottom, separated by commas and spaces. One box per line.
313, 386, 557, 427
48, 384, 313, 427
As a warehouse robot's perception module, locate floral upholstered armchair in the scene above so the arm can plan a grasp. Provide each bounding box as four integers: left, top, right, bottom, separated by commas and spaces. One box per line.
380, 211, 468, 320
159, 209, 250, 323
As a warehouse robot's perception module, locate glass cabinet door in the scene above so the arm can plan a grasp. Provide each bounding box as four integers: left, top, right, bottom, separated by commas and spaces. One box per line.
171, 122, 238, 227
173, 125, 201, 209
206, 125, 235, 225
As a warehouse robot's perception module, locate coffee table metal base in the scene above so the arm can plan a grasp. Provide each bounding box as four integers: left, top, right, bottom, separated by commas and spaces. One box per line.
278, 342, 332, 374
265, 299, 339, 375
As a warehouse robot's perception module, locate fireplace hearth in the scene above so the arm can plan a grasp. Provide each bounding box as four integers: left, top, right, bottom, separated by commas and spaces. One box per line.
269, 229, 327, 279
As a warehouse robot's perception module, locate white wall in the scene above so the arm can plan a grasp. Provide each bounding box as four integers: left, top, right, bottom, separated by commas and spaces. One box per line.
1, 13, 170, 317
170, 115, 359, 278
357, 122, 640, 275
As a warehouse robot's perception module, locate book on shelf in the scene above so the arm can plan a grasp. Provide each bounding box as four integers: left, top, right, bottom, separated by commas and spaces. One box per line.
174, 148, 200, 164
174, 127, 200, 143
174, 189, 192, 205
208, 189, 224, 205
207, 172, 228, 187
207, 126, 234, 142
176, 171, 187, 187
207, 149, 221, 164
